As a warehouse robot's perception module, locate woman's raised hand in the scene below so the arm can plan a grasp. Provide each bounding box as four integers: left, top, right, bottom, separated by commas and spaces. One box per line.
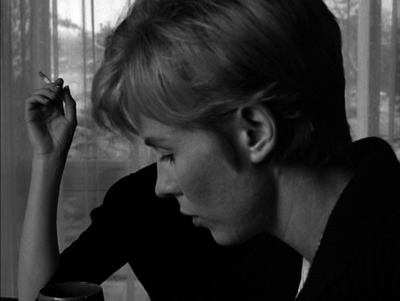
25, 78, 77, 159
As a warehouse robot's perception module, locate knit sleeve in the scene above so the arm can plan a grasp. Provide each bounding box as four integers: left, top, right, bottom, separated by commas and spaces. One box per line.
49, 163, 158, 284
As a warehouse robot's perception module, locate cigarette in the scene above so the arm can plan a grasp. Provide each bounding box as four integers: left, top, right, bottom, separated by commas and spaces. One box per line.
38, 71, 52, 84
38, 71, 65, 102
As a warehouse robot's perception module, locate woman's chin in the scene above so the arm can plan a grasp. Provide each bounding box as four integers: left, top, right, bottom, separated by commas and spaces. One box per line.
210, 229, 250, 246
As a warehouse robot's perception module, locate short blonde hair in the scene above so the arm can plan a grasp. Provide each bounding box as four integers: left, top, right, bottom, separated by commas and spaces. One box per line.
92, 0, 352, 166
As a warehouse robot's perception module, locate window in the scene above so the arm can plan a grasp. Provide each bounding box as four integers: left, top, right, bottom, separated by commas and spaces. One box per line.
325, 0, 400, 150
1, 0, 399, 300
1, 1, 152, 300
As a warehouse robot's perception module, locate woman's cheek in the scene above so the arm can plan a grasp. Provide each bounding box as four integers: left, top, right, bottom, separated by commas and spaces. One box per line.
176, 154, 230, 208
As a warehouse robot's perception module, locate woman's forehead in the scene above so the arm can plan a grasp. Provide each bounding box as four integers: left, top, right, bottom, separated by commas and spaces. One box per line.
139, 115, 182, 144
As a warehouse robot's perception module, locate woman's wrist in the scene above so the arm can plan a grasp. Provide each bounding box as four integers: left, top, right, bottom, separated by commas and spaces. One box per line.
32, 152, 68, 166
31, 153, 68, 181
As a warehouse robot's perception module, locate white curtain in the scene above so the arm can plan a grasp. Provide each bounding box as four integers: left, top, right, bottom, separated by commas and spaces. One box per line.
1, 0, 152, 300
1, 0, 399, 300
325, 0, 400, 148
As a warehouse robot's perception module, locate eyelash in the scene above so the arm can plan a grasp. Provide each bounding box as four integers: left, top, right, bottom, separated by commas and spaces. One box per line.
160, 154, 174, 164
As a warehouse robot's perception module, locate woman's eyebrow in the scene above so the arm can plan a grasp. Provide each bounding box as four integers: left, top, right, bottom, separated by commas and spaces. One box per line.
144, 136, 169, 148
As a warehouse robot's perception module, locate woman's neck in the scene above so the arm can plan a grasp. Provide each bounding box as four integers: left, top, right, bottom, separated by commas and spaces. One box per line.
272, 165, 353, 263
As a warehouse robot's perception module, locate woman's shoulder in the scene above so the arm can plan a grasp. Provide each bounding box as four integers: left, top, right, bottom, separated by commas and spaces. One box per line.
90, 163, 161, 220
110, 163, 157, 193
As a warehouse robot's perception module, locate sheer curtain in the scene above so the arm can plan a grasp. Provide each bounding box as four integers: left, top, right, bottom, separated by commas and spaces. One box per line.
1, 0, 152, 300
1, 0, 399, 300
325, 0, 400, 152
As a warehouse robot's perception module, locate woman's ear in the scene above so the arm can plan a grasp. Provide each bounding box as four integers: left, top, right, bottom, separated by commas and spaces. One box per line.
236, 105, 276, 164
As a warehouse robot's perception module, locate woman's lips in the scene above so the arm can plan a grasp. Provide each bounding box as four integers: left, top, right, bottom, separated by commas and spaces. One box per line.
180, 210, 202, 227
179, 209, 193, 216
192, 216, 201, 227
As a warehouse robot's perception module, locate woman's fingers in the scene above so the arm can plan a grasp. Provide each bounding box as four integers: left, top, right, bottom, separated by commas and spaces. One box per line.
53, 78, 64, 87
26, 94, 50, 106
32, 85, 61, 101
25, 78, 77, 130
25, 94, 53, 117
24, 77, 77, 156
25, 89, 63, 124
30, 78, 64, 101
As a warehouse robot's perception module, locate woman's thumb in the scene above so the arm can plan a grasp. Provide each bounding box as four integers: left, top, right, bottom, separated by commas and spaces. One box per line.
63, 86, 74, 103
63, 86, 77, 124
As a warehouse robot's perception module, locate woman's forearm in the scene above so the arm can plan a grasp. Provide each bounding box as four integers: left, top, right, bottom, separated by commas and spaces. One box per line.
18, 155, 66, 301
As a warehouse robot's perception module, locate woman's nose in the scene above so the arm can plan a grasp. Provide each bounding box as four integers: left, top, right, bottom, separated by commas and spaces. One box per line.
155, 163, 180, 198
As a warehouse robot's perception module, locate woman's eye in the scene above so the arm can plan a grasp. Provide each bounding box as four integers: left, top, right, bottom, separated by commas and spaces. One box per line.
160, 154, 174, 164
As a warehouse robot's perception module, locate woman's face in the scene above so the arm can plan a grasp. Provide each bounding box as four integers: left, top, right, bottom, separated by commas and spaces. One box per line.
139, 115, 277, 245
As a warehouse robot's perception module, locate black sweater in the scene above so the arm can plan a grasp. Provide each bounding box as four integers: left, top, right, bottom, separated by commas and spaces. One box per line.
51, 163, 301, 300
297, 137, 400, 300
51, 137, 399, 300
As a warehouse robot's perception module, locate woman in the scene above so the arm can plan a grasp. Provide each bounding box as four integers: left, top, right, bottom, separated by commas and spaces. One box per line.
91, 0, 400, 299
19, 0, 400, 300
19, 75, 301, 301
